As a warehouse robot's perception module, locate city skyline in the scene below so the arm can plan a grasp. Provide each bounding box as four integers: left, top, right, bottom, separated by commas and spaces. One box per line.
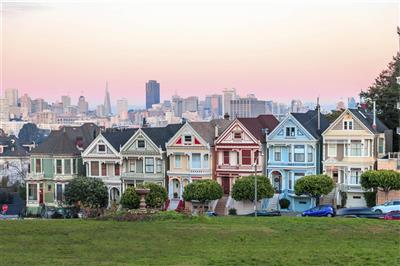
2, 1, 398, 106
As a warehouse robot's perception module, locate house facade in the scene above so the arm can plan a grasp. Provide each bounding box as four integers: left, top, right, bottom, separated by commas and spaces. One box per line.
25, 123, 99, 215
322, 108, 391, 208
266, 110, 329, 212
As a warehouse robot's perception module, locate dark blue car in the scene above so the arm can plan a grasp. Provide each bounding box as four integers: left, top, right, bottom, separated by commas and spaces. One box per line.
302, 205, 335, 217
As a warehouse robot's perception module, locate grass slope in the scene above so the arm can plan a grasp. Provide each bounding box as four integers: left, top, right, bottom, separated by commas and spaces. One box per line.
0, 217, 399, 265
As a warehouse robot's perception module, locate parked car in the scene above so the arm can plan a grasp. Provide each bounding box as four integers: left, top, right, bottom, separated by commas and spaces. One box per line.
336, 208, 383, 219
245, 210, 281, 217
384, 211, 400, 220
302, 205, 335, 217
371, 200, 400, 214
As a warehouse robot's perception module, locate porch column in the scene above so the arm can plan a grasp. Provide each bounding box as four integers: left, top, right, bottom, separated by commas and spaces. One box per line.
153, 156, 156, 174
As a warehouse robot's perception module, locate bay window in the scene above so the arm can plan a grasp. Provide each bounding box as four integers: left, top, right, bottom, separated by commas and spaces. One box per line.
242, 150, 251, 165
294, 145, 305, 162
115, 163, 120, 176
101, 163, 107, 176
56, 159, 62, 174
328, 144, 337, 157
192, 153, 201, 168
223, 151, 230, 164
156, 160, 162, 173
350, 140, 362, 156
35, 159, 42, 173
91, 161, 99, 176
64, 159, 71, 175
350, 168, 361, 184
307, 146, 313, 162
145, 158, 154, 173
274, 147, 281, 161
175, 155, 181, 168
28, 184, 37, 201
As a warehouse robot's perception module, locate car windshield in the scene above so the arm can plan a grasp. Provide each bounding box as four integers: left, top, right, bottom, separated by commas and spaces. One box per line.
384, 201, 392, 206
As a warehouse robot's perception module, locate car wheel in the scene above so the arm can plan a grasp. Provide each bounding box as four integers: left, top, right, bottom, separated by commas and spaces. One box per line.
327, 213, 332, 217
375, 209, 382, 214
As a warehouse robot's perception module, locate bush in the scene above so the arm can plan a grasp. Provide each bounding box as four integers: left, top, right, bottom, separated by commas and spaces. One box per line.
231, 175, 274, 201
0, 190, 13, 204
182, 180, 223, 211
364, 191, 377, 207
144, 183, 168, 209
228, 208, 237, 215
279, 198, 290, 209
340, 191, 347, 208
294, 174, 334, 205
120, 187, 140, 209
64, 176, 108, 209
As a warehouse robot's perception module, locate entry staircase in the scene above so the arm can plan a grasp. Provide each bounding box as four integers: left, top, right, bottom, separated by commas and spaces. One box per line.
321, 189, 336, 206
266, 193, 279, 211
214, 195, 228, 216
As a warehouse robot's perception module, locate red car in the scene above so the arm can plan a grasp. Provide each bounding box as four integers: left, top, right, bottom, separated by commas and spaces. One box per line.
384, 211, 400, 220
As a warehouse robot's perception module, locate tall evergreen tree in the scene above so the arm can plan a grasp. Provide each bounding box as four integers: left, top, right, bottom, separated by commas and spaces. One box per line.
360, 53, 400, 150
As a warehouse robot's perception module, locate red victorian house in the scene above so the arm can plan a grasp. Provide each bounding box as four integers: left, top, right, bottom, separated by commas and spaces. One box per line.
214, 115, 279, 195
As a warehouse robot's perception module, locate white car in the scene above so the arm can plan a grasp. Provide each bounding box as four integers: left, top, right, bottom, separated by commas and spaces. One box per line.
372, 200, 400, 214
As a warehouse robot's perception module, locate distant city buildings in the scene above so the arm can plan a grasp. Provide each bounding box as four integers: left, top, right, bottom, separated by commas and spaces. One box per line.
145, 80, 160, 109
104, 82, 112, 116
348, 97, 356, 109
229, 95, 267, 118
336, 100, 346, 111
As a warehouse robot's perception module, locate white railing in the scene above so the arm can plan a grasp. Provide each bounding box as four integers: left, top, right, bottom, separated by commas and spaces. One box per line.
339, 183, 363, 192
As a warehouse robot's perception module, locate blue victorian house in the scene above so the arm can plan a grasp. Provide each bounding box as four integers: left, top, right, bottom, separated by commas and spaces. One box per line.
265, 109, 330, 212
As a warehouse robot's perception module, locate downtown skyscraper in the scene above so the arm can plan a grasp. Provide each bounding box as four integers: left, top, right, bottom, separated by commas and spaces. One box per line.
104, 81, 112, 116
145, 80, 160, 109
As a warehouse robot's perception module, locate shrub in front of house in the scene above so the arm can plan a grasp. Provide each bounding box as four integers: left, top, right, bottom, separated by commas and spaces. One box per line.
364, 191, 377, 207
279, 198, 290, 209
143, 183, 168, 209
120, 187, 140, 209
228, 208, 237, 215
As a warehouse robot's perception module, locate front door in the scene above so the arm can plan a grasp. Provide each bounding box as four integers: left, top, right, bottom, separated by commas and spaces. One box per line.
221, 177, 230, 195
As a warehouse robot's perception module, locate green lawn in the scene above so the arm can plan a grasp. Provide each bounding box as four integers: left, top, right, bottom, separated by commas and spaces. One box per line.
0, 217, 399, 265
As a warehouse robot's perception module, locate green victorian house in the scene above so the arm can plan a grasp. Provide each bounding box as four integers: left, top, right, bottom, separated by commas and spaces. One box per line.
25, 123, 99, 215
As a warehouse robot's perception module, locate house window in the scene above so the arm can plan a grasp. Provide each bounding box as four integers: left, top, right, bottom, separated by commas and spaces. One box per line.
91, 161, 99, 176
223, 151, 230, 164
136, 160, 143, 173
328, 144, 337, 157
274, 147, 281, 161
343, 120, 353, 130
145, 158, 154, 173
28, 184, 37, 201
234, 132, 242, 139
101, 163, 107, 176
289, 174, 292, 190
137, 140, 145, 148
192, 153, 201, 168
203, 154, 209, 168
35, 159, 42, 173
97, 144, 106, 153
156, 160, 162, 173
242, 150, 251, 165
350, 140, 362, 156
115, 163, 120, 176
294, 145, 305, 162
56, 184, 63, 202
378, 138, 384, 153
129, 161, 135, 172
184, 135, 192, 145
307, 146, 313, 162
56, 159, 63, 174
175, 155, 181, 168
73, 159, 77, 174
286, 127, 295, 137
64, 159, 71, 175
47, 184, 52, 192
350, 168, 361, 184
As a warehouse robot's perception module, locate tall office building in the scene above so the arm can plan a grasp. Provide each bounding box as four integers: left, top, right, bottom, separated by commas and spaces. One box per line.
5, 88, 19, 107
348, 97, 356, 109
230, 96, 266, 118
290, 99, 303, 113
20, 93, 32, 119
172, 95, 183, 117
117, 98, 128, 116
104, 81, 112, 116
32, 98, 48, 113
61, 95, 71, 109
145, 80, 160, 109
205, 94, 222, 118
0, 97, 10, 121
77, 96, 89, 114
183, 96, 199, 113
223, 88, 236, 117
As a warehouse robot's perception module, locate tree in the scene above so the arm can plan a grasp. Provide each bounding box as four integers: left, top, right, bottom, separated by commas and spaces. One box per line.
360, 53, 400, 150
144, 183, 168, 209
294, 175, 334, 206
361, 170, 400, 201
64, 176, 108, 209
325, 109, 345, 123
182, 180, 223, 212
231, 175, 274, 202
120, 187, 140, 209
18, 123, 48, 145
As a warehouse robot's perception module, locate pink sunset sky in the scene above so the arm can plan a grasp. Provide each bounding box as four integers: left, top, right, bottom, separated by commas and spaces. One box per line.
1, 0, 399, 107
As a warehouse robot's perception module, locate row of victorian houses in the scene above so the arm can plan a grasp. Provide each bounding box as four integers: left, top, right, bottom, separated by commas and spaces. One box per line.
22, 106, 394, 215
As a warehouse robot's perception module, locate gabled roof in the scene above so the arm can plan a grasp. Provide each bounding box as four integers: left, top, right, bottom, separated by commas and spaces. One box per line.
0, 135, 29, 157
291, 110, 330, 139
102, 128, 137, 152
31, 123, 99, 156
348, 109, 388, 134
142, 124, 184, 150
237, 115, 279, 141
189, 119, 231, 145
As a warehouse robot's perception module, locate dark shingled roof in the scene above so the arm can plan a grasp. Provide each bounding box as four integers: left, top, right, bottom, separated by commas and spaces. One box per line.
348, 109, 388, 134
0, 135, 29, 157
190, 119, 231, 145
102, 124, 184, 151
291, 110, 330, 139
142, 124, 184, 150
238, 115, 279, 141
102, 128, 137, 151
31, 123, 99, 155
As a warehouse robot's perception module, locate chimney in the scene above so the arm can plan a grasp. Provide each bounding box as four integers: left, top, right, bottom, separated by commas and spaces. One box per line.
372, 101, 377, 129
215, 125, 219, 138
